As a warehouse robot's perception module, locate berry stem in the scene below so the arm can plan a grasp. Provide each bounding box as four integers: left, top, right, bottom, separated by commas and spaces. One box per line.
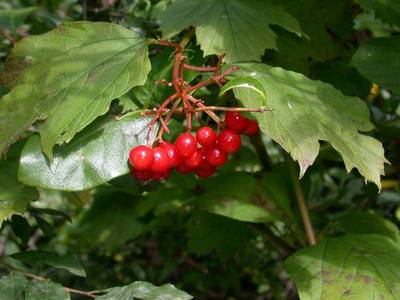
187, 106, 270, 113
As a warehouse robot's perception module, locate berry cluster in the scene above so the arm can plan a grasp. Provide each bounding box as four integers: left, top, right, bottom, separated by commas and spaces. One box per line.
129, 112, 259, 182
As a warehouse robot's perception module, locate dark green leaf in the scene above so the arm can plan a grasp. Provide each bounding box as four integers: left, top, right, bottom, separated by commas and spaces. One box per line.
18, 114, 156, 191
352, 37, 400, 94
0, 21, 150, 157
285, 234, 400, 299
0, 272, 28, 300
12, 250, 86, 277
0, 7, 35, 33
96, 281, 192, 300
160, 0, 304, 63
356, 0, 400, 26
10, 215, 31, 245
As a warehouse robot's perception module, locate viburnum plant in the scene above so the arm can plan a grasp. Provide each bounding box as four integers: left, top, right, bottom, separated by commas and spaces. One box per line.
0, 0, 399, 299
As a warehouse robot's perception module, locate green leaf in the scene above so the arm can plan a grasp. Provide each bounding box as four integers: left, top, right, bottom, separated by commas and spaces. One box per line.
160, 0, 303, 63
11, 250, 86, 277
0, 272, 28, 300
25, 280, 69, 300
18, 114, 156, 191
0, 159, 38, 225
96, 281, 192, 300
336, 212, 400, 242
219, 76, 266, 102
231, 63, 387, 188
356, 0, 400, 26
69, 190, 145, 250
285, 234, 400, 299
0, 21, 150, 157
0, 7, 35, 33
187, 212, 250, 259
352, 37, 400, 94
196, 173, 276, 223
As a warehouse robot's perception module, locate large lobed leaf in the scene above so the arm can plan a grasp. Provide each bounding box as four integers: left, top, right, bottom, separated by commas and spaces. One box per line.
160, 0, 304, 63
229, 63, 387, 188
285, 234, 400, 299
0, 21, 150, 158
352, 37, 400, 94
18, 113, 156, 191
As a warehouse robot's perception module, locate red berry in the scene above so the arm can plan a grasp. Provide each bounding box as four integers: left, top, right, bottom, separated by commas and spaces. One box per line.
206, 147, 227, 167
129, 145, 154, 170
196, 126, 217, 147
160, 141, 182, 167
243, 119, 260, 135
184, 150, 202, 169
218, 129, 241, 153
175, 163, 194, 174
195, 161, 216, 178
130, 169, 153, 181
175, 133, 197, 157
225, 111, 247, 132
151, 147, 171, 173
153, 169, 171, 181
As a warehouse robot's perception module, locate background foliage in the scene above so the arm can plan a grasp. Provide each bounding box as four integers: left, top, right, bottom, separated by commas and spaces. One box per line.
0, 0, 399, 299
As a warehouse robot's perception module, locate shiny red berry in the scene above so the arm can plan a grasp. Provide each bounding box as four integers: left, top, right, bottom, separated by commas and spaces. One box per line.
175, 133, 197, 157
184, 150, 202, 169
218, 129, 241, 153
130, 169, 153, 181
195, 161, 216, 178
225, 111, 247, 132
196, 126, 217, 147
206, 147, 227, 167
129, 145, 154, 170
151, 147, 171, 173
243, 119, 260, 135
175, 163, 194, 174
153, 169, 171, 181
160, 141, 182, 167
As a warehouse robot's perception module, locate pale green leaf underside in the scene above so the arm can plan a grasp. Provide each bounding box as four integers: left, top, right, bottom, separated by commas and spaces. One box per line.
97, 281, 193, 300
0, 21, 150, 158
160, 0, 304, 63
18, 114, 157, 191
231, 63, 387, 188
285, 234, 400, 300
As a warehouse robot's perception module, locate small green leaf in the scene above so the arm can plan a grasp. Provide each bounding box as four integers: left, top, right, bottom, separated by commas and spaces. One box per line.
25, 280, 69, 300
285, 234, 400, 299
96, 281, 192, 300
0, 21, 150, 157
160, 0, 304, 63
0, 272, 28, 300
355, 0, 400, 26
231, 63, 388, 188
18, 114, 157, 191
12, 250, 86, 277
220, 77, 266, 102
0, 158, 38, 225
352, 37, 400, 94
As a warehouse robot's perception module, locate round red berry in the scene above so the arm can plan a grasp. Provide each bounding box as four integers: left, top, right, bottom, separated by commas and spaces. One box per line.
206, 147, 227, 167
129, 145, 154, 171
175, 133, 197, 157
218, 129, 241, 153
153, 169, 171, 181
130, 169, 153, 181
225, 111, 247, 132
195, 161, 216, 178
184, 150, 202, 169
196, 126, 217, 147
160, 141, 181, 167
175, 163, 194, 174
151, 147, 171, 173
243, 119, 260, 135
